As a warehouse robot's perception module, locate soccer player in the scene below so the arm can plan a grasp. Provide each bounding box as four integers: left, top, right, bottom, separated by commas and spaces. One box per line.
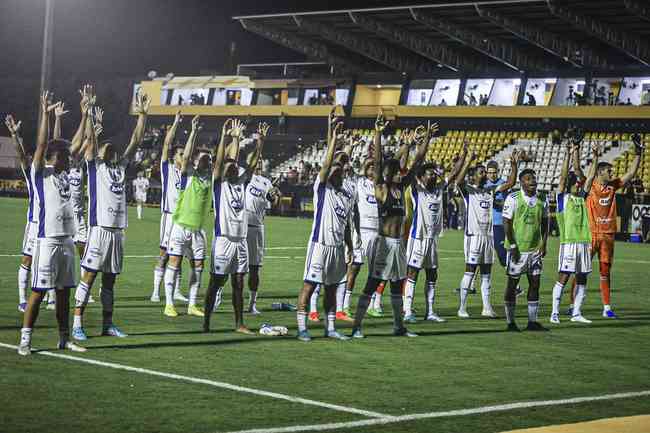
5, 114, 35, 313
485, 160, 508, 267
501, 168, 549, 332
18, 91, 86, 355
244, 123, 279, 315
350, 115, 434, 339
71, 89, 150, 341
455, 149, 520, 318
162, 115, 209, 318
294, 115, 355, 342
550, 142, 599, 324
132, 171, 150, 220
203, 119, 261, 335
403, 149, 467, 323
579, 133, 643, 318
151, 110, 188, 303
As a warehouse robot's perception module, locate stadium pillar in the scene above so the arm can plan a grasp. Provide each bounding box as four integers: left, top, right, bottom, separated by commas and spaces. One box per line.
517, 75, 528, 105
399, 76, 411, 106
583, 71, 593, 104
345, 79, 357, 117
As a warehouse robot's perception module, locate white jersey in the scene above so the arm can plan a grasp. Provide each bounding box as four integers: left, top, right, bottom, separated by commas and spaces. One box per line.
356, 176, 378, 231
31, 163, 75, 238
459, 183, 500, 237
161, 160, 186, 214
68, 165, 84, 213
410, 179, 446, 239
245, 174, 272, 227
213, 173, 249, 240
20, 164, 35, 223
133, 177, 150, 195
309, 179, 355, 246
87, 158, 128, 229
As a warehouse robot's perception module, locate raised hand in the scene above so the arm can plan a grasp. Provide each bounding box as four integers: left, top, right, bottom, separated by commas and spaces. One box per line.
133, 90, 151, 115
173, 110, 182, 125
332, 121, 344, 138
191, 115, 201, 131
428, 121, 440, 138
632, 133, 645, 153
41, 91, 51, 113
229, 119, 245, 138
94, 107, 104, 125
54, 102, 69, 118
413, 125, 428, 144
4, 115, 21, 136
328, 105, 340, 127
257, 122, 271, 137
94, 123, 104, 137
591, 143, 601, 158
374, 111, 389, 132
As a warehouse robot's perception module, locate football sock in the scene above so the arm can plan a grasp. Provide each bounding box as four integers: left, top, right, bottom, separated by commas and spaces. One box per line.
504, 302, 515, 324
18, 264, 29, 304
353, 293, 371, 329
297, 311, 307, 332
20, 327, 32, 346
188, 267, 202, 307
551, 282, 564, 315
100, 285, 114, 315
574, 284, 586, 316
214, 287, 224, 310
73, 313, 82, 329
137, 204, 142, 219
527, 301, 539, 322
335, 282, 346, 312
47, 289, 56, 303
480, 274, 492, 310
425, 280, 436, 314
599, 262, 611, 306
373, 292, 383, 310
343, 289, 352, 310
459, 272, 473, 311
74, 281, 90, 308
326, 312, 336, 333
164, 266, 179, 307
309, 285, 320, 313
248, 290, 258, 310
403, 278, 416, 316
174, 269, 182, 295
391, 293, 404, 330
152, 266, 164, 297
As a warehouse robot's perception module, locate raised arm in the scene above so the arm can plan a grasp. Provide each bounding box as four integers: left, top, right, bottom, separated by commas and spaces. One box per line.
453, 141, 474, 186
327, 105, 338, 144
33, 91, 53, 171
123, 90, 151, 160
180, 115, 200, 175
403, 122, 438, 183
496, 150, 520, 192
245, 122, 270, 177
372, 112, 389, 185
557, 143, 572, 194
583, 143, 600, 194
213, 119, 233, 180
569, 130, 586, 181
621, 133, 644, 185
396, 129, 412, 171
161, 110, 182, 162
70, 85, 93, 157
319, 121, 343, 183
83, 107, 99, 161
447, 145, 468, 187
52, 102, 68, 140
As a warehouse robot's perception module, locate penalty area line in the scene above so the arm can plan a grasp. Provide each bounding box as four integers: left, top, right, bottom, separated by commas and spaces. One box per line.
222, 390, 650, 433
0, 342, 388, 419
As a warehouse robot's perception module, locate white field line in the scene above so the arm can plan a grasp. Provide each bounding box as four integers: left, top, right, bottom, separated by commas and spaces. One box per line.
0, 342, 389, 419
221, 390, 650, 433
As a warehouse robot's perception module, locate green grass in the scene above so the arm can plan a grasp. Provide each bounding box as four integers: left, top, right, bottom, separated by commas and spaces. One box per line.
0, 196, 649, 433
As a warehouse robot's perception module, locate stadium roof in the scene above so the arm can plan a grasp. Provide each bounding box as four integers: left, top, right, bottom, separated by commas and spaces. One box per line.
234, 0, 650, 76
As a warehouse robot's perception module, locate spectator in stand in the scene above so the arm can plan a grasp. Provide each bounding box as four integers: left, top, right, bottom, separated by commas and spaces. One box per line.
525, 92, 537, 106
439, 98, 447, 106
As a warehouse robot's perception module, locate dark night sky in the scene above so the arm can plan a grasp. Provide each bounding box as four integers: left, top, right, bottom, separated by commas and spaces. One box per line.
0, 0, 442, 79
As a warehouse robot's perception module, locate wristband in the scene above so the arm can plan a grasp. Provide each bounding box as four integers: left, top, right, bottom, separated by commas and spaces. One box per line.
509, 244, 517, 249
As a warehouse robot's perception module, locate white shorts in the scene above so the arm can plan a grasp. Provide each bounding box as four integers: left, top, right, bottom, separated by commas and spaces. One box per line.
135, 192, 147, 203
369, 236, 406, 282
558, 243, 592, 274
159, 212, 173, 249
211, 236, 249, 275
73, 210, 88, 244
464, 234, 494, 265
31, 237, 77, 291
303, 241, 346, 286
506, 250, 544, 277
247, 225, 265, 267
81, 226, 124, 274
167, 223, 207, 260
406, 236, 439, 270
22, 221, 38, 257
352, 228, 378, 265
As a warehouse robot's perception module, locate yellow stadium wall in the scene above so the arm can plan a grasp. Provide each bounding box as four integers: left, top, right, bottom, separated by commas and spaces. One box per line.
353, 86, 402, 106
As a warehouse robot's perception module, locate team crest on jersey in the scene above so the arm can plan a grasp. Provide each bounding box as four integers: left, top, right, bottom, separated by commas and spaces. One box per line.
110, 183, 124, 194
428, 202, 440, 212
334, 204, 348, 219
54, 173, 71, 200
366, 195, 377, 204
231, 199, 244, 211
248, 186, 263, 197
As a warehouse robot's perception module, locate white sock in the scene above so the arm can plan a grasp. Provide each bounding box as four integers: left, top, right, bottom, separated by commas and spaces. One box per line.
551, 282, 564, 316
574, 284, 586, 316
297, 311, 307, 332
309, 285, 320, 313
174, 269, 182, 295
343, 289, 352, 310
152, 266, 164, 297
47, 289, 56, 303
369, 293, 376, 309
403, 278, 416, 316
528, 301, 539, 322
373, 291, 383, 310
480, 274, 492, 310
188, 267, 202, 307
425, 280, 436, 314
335, 282, 346, 312
73, 314, 82, 329
214, 287, 224, 311
505, 302, 516, 324
137, 204, 142, 219
18, 264, 29, 304
164, 266, 178, 306
74, 281, 90, 309
326, 312, 336, 333
249, 290, 258, 310
459, 272, 473, 311
20, 327, 32, 346
603, 304, 611, 312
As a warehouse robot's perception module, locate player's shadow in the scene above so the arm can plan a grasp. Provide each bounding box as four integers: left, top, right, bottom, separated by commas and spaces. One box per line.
85, 335, 292, 350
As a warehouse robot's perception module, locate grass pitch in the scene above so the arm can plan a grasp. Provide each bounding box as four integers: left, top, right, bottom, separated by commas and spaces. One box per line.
0, 196, 649, 433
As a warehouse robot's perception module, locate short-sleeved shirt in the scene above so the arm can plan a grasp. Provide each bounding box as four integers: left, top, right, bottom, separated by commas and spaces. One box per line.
160, 160, 186, 214
586, 178, 623, 234
20, 164, 35, 223
68, 165, 84, 213
245, 174, 273, 227
458, 183, 501, 237
410, 179, 446, 239
31, 163, 75, 238
356, 176, 378, 231
502, 191, 549, 220
309, 179, 355, 246
133, 177, 150, 194
213, 171, 249, 240
485, 178, 507, 226
87, 158, 128, 229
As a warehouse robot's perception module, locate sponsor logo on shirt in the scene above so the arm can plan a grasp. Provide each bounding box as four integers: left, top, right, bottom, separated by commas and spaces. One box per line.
366, 195, 377, 204
248, 186, 263, 197
479, 200, 491, 209
599, 197, 611, 206
334, 204, 348, 219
